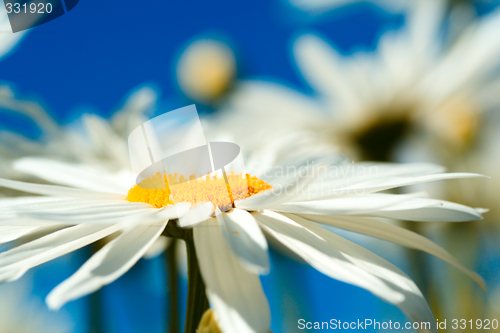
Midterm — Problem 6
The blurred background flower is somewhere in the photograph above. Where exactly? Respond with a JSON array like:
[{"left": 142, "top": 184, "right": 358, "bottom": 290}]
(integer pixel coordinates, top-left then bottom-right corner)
[
  {"left": 177, "top": 39, "right": 236, "bottom": 104},
  {"left": 1, "top": 0, "right": 500, "bottom": 332}
]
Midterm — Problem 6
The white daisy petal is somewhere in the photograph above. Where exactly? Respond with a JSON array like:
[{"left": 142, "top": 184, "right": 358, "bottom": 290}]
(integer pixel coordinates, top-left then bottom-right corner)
[
  {"left": 0, "top": 201, "right": 143, "bottom": 225},
  {"left": 17, "top": 210, "right": 156, "bottom": 224},
  {"left": 0, "top": 217, "right": 61, "bottom": 228},
  {"left": 46, "top": 221, "right": 167, "bottom": 310},
  {"left": 0, "top": 196, "right": 66, "bottom": 209},
  {"left": 225, "top": 80, "right": 323, "bottom": 130},
  {"left": 269, "top": 194, "right": 424, "bottom": 215},
  {"left": 288, "top": 214, "right": 436, "bottom": 331},
  {"left": 218, "top": 208, "right": 270, "bottom": 275},
  {"left": 354, "top": 173, "right": 488, "bottom": 194},
  {"left": 0, "top": 198, "right": 124, "bottom": 213},
  {"left": 353, "top": 162, "right": 446, "bottom": 177},
  {"left": 299, "top": 214, "right": 486, "bottom": 290},
  {"left": 294, "top": 34, "right": 363, "bottom": 112},
  {"left": 300, "top": 173, "right": 487, "bottom": 201},
  {"left": 194, "top": 218, "right": 270, "bottom": 333},
  {"left": 178, "top": 202, "right": 213, "bottom": 227},
  {"left": 24, "top": 202, "right": 149, "bottom": 215},
  {"left": 18, "top": 203, "right": 156, "bottom": 223},
  {"left": 0, "top": 224, "right": 121, "bottom": 282},
  {"left": 372, "top": 199, "right": 484, "bottom": 222},
  {"left": 143, "top": 236, "right": 170, "bottom": 259},
  {"left": 0, "top": 178, "right": 125, "bottom": 200},
  {"left": 0, "top": 270, "right": 25, "bottom": 283},
  {"left": 156, "top": 202, "right": 192, "bottom": 220},
  {"left": 235, "top": 174, "right": 312, "bottom": 210},
  {"left": 0, "top": 226, "right": 39, "bottom": 243},
  {"left": 82, "top": 114, "right": 131, "bottom": 167},
  {"left": 110, "top": 86, "right": 157, "bottom": 135},
  {"left": 254, "top": 210, "right": 405, "bottom": 305},
  {"left": 13, "top": 158, "right": 131, "bottom": 194}
]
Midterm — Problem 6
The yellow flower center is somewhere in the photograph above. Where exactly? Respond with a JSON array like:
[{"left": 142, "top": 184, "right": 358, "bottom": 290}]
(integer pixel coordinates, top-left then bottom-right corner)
[{"left": 126, "top": 171, "right": 271, "bottom": 211}]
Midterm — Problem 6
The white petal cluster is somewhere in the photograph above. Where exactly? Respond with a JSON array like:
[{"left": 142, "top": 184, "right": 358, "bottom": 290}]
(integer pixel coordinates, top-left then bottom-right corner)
[{"left": 0, "top": 156, "right": 487, "bottom": 333}]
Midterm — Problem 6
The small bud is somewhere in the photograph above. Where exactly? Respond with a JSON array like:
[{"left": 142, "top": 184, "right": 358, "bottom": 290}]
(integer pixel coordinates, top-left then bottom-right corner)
[
  {"left": 177, "top": 39, "right": 236, "bottom": 103},
  {"left": 196, "top": 309, "right": 222, "bottom": 333}
]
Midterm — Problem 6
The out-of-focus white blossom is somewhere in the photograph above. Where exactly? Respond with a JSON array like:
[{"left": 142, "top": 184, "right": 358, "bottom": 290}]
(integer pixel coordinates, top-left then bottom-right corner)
[
  {"left": 0, "top": 86, "right": 169, "bottom": 258},
  {"left": 0, "top": 85, "right": 157, "bottom": 181},
  {"left": 208, "top": 0, "right": 500, "bottom": 165}
]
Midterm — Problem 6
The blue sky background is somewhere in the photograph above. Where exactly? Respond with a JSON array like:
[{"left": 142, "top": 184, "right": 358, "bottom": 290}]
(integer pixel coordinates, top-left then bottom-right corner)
[
  {"left": 2, "top": 1, "right": 499, "bottom": 332},
  {"left": 0, "top": 0, "right": 403, "bottom": 121}
]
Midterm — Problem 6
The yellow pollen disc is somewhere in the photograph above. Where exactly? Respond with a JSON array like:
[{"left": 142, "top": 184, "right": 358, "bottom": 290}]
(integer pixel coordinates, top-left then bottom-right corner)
[{"left": 126, "top": 171, "right": 272, "bottom": 211}]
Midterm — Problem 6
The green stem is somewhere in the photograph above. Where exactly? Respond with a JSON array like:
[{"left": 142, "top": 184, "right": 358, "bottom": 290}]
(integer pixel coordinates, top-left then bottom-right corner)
[
  {"left": 90, "top": 243, "right": 105, "bottom": 333},
  {"left": 184, "top": 230, "right": 209, "bottom": 333},
  {"left": 166, "top": 239, "right": 179, "bottom": 333},
  {"left": 89, "top": 288, "right": 103, "bottom": 333},
  {"left": 162, "top": 222, "right": 209, "bottom": 333}
]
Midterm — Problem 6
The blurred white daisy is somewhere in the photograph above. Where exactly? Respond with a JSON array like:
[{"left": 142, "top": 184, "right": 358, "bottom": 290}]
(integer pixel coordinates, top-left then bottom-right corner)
[
  {"left": 288, "top": 0, "right": 498, "bottom": 18},
  {"left": 0, "top": 155, "right": 487, "bottom": 333},
  {"left": 0, "top": 86, "right": 174, "bottom": 258},
  {"left": 0, "top": 10, "right": 31, "bottom": 184},
  {"left": 0, "top": 85, "right": 157, "bottom": 181},
  {"left": 212, "top": 0, "right": 500, "bottom": 161}
]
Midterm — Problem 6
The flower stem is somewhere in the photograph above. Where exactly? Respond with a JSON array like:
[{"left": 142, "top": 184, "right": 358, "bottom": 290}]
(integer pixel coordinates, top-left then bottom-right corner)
[
  {"left": 184, "top": 230, "right": 209, "bottom": 333},
  {"left": 89, "top": 288, "right": 103, "bottom": 333},
  {"left": 90, "top": 243, "right": 106, "bottom": 333},
  {"left": 166, "top": 238, "right": 179, "bottom": 333},
  {"left": 162, "top": 222, "right": 209, "bottom": 333}
]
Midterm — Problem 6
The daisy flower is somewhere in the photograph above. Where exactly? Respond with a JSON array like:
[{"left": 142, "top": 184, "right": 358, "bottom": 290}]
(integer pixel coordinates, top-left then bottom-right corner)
[
  {"left": 0, "top": 84, "right": 157, "bottom": 182},
  {"left": 209, "top": 0, "right": 500, "bottom": 161},
  {"left": 0, "top": 154, "right": 487, "bottom": 333},
  {"left": 0, "top": 86, "right": 173, "bottom": 261},
  {"left": 196, "top": 4, "right": 500, "bottom": 325}
]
